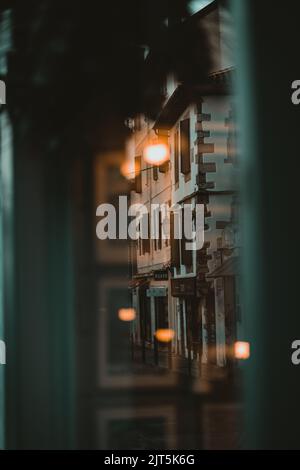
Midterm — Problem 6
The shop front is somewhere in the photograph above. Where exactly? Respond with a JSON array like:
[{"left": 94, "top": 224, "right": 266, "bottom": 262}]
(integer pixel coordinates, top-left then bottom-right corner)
[
  {"left": 171, "top": 278, "right": 201, "bottom": 361},
  {"left": 146, "top": 286, "right": 169, "bottom": 348},
  {"left": 207, "top": 256, "right": 239, "bottom": 366}
]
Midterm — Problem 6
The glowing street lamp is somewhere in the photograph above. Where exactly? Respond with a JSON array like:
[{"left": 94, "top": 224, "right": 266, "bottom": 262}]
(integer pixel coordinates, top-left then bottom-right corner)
[
  {"left": 234, "top": 341, "right": 250, "bottom": 360},
  {"left": 118, "top": 308, "right": 136, "bottom": 322},
  {"left": 155, "top": 328, "right": 174, "bottom": 343},
  {"left": 143, "top": 142, "right": 169, "bottom": 166}
]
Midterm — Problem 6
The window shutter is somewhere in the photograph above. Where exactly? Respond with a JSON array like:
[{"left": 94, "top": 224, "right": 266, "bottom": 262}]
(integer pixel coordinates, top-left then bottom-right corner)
[
  {"left": 134, "top": 156, "right": 142, "bottom": 193},
  {"left": 143, "top": 212, "right": 150, "bottom": 253},
  {"left": 181, "top": 211, "right": 193, "bottom": 267},
  {"left": 180, "top": 118, "right": 191, "bottom": 175},
  {"left": 170, "top": 212, "right": 180, "bottom": 268},
  {"left": 158, "top": 209, "right": 162, "bottom": 250},
  {"left": 174, "top": 130, "right": 179, "bottom": 183}
]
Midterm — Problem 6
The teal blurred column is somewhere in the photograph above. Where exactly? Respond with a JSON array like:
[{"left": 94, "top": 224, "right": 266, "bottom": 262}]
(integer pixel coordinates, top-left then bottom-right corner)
[
  {"left": 0, "top": 8, "right": 12, "bottom": 450},
  {"left": 0, "top": 110, "right": 14, "bottom": 450},
  {"left": 233, "top": 0, "right": 300, "bottom": 449},
  {"left": 3, "top": 130, "right": 76, "bottom": 449},
  {"left": 0, "top": 140, "right": 3, "bottom": 450}
]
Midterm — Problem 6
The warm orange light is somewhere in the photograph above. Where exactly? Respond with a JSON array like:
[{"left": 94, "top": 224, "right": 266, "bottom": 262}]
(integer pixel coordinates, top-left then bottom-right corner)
[
  {"left": 120, "top": 159, "right": 135, "bottom": 180},
  {"left": 234, "top": 341, "right": 250, "bottom": 360},
  {"left": 155, "top": 328, "right": 175, "bottom": 343},
  {"left": 118, "top": 308, "right": 136, "bottom": 322},
  {"left": 144, "top": 143, "right": 169, "bottom": 165}
]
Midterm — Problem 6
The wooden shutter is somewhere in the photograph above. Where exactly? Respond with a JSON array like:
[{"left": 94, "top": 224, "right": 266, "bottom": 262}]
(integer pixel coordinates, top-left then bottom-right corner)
[
  {"left": 174, "top": 130, "right": 179, "bottom": 183},
  {"left": 134, "top": 156, "right": 142, "bottom": 193},
  {"left": 181, "top": 210, "right": 193, "bottom": 267},
  {"left": 142, "top": 212, "right": 150, "bottom": 253},
  {"left": 158, "top": 134, "right": 169, "bottom": 173},
  {"left": 158, "top": 209, "right": 162, "bottom": 250},
  {"left": 170, "top": 211, "right": 180, "bottom": 268},
  {"left": 180, "top": 118, "right": 191, "bottom": 175}
]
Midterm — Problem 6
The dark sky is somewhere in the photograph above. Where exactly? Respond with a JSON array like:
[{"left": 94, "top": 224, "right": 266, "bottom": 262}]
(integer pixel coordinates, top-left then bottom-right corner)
[{"left": 4, "top": 0, "right": 214, "bottom": 154}]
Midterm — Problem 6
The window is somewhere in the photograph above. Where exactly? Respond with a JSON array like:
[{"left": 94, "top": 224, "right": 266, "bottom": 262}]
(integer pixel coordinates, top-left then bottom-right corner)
[
  {"left": 174, "top": 130, "right": 179, "bottom": 183},
  {"left": 180, "top": 118, "right": 191, "bottom": 175},
  {"left": 158, "top": 209, "right": 162, "bottom": 250},
  {"left": 225, "top": 107, "right": 237, "bottom": 165},
  {"left": 134, "top": 156, "right": 142, "bottom": 193},
  {"left": 170, "top": 211, "right": 180, "bottom": 268},
  {"left": 181, "top": 208, "right": 193, "bottom": 267},
  {"left": 142, "top": 212, "right": 150, "bottom": 254}
]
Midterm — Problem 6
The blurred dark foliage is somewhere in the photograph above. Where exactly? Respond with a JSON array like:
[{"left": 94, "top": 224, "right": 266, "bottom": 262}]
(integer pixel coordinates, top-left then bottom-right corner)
[{"left": 3, "top": 0, "right": 214, "bottom": 155}]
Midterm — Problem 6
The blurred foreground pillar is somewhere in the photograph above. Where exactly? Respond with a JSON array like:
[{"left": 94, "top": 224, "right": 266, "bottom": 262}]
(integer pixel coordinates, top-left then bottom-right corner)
[
  {"left": 4, "top": 135, "right": 76, "bottom": 449},
  {"left": 234, "top": 0, "right": 300, "bottom": 449}
]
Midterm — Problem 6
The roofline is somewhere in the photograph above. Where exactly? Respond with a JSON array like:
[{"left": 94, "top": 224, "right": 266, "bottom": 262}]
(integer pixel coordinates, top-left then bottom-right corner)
[
  {"left": 187, "top": 0, "right": 218, "bottom": 23},
  {"left": 144, "top": 0, "right": 219, "bottom": 66}
]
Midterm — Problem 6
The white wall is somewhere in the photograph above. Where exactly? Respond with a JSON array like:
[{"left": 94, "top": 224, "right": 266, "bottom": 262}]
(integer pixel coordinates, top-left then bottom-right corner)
[{"left": 130, "top": 123, "right": 172, "bottom": 274}]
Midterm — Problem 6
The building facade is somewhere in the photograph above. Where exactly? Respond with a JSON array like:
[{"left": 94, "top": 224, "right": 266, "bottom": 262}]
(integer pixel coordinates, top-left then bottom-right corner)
[
  {"left": 128, "top": 0, "right": 241, "bottom": 374},
  {"left": 128, "top": 116, "right": 173, "bottom": 361}
]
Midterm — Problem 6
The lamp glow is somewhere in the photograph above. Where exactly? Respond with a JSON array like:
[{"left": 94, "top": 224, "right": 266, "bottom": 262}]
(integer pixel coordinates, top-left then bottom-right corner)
[
  {"left": 234, "top": 341, "right": 250, "bottom": 360},
  {"left": 118, "top": 308, "right": 136, "bottom": 322},
  {"left": 144, "top": 143, "right": 169, "bottom": 165},
  {"left": 155, "top": 328, "right": 174, "bottom": 343}
]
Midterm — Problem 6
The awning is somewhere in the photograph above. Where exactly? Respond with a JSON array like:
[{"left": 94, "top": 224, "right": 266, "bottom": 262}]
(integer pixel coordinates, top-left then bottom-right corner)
[
  {"left": 128, "top": 278, "right": 149, "bottom": 289},
  {"left": 207, "top": 257, "right": 239, "bottom": 278}
]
